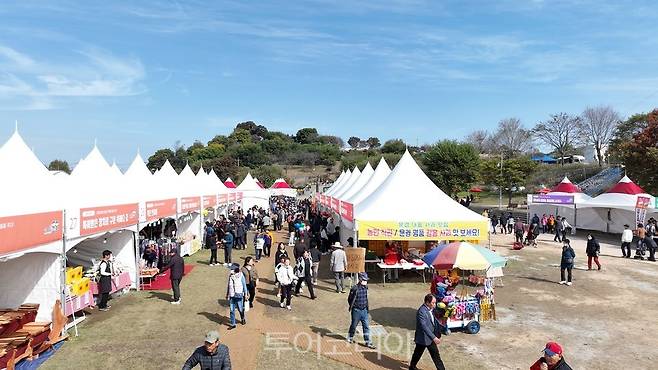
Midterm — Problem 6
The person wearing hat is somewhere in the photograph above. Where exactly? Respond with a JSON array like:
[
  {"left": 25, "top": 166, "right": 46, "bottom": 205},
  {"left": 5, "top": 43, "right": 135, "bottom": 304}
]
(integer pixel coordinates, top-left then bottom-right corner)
[
  {"left": 621, "top": 224, "right": 633, "bottom": 258},
  {"left": 160, "top": 247, "right": 185, "bottom": 305},
  {"left": 330, "top": 241, "right": 347, "bottom": 293},
  {"left": 346, "top": 272, "right": 375, "bottom": 349},
  {"left": 182, "top": 330, "right": 231, "bottom": 370},
  {"left": 530, "top": 341, "right": 572, "bottom": 370}
]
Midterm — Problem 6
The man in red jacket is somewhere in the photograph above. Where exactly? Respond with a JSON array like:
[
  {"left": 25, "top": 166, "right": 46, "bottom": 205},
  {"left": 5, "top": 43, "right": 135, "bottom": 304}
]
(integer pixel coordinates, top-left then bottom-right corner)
[{"left": 530, "top": 342, "right": 572, "bottom": 370}]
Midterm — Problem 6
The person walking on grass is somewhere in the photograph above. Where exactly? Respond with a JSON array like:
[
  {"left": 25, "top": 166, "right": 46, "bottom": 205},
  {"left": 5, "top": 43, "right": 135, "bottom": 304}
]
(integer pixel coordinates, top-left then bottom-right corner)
[
  {"left": 559, "top": 239, "right": 576, "bottom": 286},
  {"left": 241, "top": 257, "right": 259, "bottom": 309},
  {"left": 330, "top": 242, "right": 347, "bottom": 293},
  {"left": 182, "top": 330, "right": 231, "bottom": 370},
  {"left": 553, "top": 217, "right": 564, "bottom": 242},
  {"left": 263, "top": 230, "right": 273, "bottom": 258},
  {"left": 274, "top": 243, "right": 289, "bottom": 296},
  {"left": 621, "top": 224, "right": 633, "bottom": 258},
  {"left": 409, "top": 294, "right": 445, "bottom": 370},
  {"left": 222, "top": 230, "right": 234, "bottom": 266},
  {"left": 294, "top": 250, "right": 317, "bottom": 300},
  {"left": 225, "top": 263, "right": 248, "bottom": 330},
  {"left": 346, "top": 272, "right": 376, "bottom": 349},
  {"left": 275, "top": 256, "right": 296, "bottom": 310},
  {"left": 160, "top": 247, "right": 184, "bottom": 305},
  {"left": 205, "top": 221, "right": 218, "bottom": 266},
  {"left": 254, "top": 232, "right": 265, "bottom": 262},
  {"left": 586, "top": 234, "right": 601, "bottom": 271},
  {"left": 310, "top": 241, "right": 322, "bottom": 285}
]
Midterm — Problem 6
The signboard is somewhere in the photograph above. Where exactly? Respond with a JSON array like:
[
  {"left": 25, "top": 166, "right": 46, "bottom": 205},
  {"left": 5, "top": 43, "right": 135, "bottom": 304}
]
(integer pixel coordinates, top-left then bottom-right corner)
[
  {"left": 344, "top": 247, "right": 366, "bottom": 273},
  {"left": 358, "top": 220, "right": 489, "bottom": 241},
  {"left": 218, "top": 194, "right": 228, "bottom": 204},
  {"left": 531, "top": 194, "right": 575, "bottom": 205},
  {"left": 330, "top": 197, "right": 340, "bottom": 213},
  {"left": 203, "top": 195, "right": 217, "bottom": 209},
  {"left": 236, "top": 192, "right": 243, "bottom": 201},
  {"left": 0, "top": 211, "right": 63, "bottom": 256},
  {"left": 80, "top": 204, "right": 138, "bottom": 236},
  {"left": 146, "top": 198, "right": 177, "bottom": 222},
  {"left": 228, "top": 193, "right": 236, "bottom": 202},
  {"left": 636, "top": 196, "right": 651, "bottom": 209},
  {"left": 180, "top": 197, "right": 201, "bottom": 213},
  {"left": 340, "top": 201, "right": 354, "bottom": 222}
]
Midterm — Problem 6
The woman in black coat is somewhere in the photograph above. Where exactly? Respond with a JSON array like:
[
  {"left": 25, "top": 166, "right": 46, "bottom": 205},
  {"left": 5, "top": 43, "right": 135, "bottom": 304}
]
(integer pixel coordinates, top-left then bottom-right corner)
[
  {"left": 560, "top": 239, "right": 576, "bottom": 286},
  {"left": 585, "top": 234, "right": 601, "bottom": 271}
]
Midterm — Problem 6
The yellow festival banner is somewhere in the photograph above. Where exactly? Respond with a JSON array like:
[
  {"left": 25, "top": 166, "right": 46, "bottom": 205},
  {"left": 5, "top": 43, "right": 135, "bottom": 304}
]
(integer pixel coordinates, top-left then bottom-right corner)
[{"left": 358, "top": 220, "right": 489, "bottom": 241}]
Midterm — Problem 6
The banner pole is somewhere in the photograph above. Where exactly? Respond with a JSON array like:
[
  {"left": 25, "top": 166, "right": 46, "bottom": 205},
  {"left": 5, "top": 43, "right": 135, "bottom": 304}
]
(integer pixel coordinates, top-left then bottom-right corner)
[{"left": 60, "top": 209, "right": 68, "bottom": 336}]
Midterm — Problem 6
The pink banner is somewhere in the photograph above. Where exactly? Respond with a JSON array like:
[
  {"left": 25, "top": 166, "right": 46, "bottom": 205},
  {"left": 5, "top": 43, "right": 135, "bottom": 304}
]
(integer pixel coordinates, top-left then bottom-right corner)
[
  {"left": 146, "top": 198, "right": 177, "bottom": 222},
  {"left": 80, "top": 204, "right": 138, "bottom": 236},
  {"left": 0, "top": 211, "right": 63, "bottom": 256},
  {"left": 218, "top": 194, "right": 228, "bottom": 204},
  {"left": 180, "top": 197, "right": 201, "bottom": 213},
  {"left": 331, "top": 197, "right": 340, "bottom": 213},
  {"left": 339, "top": 201, "right": 354, "bottom": 221},
  {"left": 203, "top": 195, "right": 218, "bottom": 209}
]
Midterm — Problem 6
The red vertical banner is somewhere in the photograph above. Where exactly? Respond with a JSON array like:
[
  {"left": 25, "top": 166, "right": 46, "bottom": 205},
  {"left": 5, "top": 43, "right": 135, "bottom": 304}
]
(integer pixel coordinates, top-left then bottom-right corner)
[
  {"left": 80, "top": 204, "right": 138, "bottom": 236},
  {"left": 331, "top": 197, "right": 340, "bottom": 212},
  {"left": 180, "top": 197, "right": 201, "bottom": 213},
  {"left": 0, "top": 211, "right": 63, "bottom": 256},
  {"left": 146, "top": 199, "right": 177, "bottom": 222},
  {"left": 339, "top": 201, "right": 354, "bottom": 221}
]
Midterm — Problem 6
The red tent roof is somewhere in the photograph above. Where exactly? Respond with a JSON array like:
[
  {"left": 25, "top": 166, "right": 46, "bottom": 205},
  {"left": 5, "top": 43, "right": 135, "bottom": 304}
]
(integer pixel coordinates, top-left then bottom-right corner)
[
  {"left": 551, "top": 177, "right": 581, "bottom": 193},
  {"left": 272, "top": 179, "right": 291, "bottom": 189},
  {"left": 606, "top": 175, "right": 646, "bottom": 195},
  {"left": 224, "top": 178, "right": 237, "bottom": 188}
]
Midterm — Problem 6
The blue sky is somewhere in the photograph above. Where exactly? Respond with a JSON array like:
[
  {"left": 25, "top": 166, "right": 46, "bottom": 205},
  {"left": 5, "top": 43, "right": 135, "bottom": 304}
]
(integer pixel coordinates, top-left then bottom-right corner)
[{"left": 1, "top": 0, "right": 657, "bottom": 168}]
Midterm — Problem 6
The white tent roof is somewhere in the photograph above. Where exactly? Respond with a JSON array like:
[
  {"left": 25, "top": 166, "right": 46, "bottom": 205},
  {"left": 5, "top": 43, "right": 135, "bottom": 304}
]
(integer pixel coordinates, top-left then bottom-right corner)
[
  {"left": 338, "top": 163, "right": 373, "bottom": 201},
  {"left": 355, "top": 150, "right": 488, "bottom": 223},
  {"left": 124, "top": 153, "right": 151, "bottom": 178},
  {"left": 123, "top": 153, "right": 156, "bottom": 202},
  {"left": 332, "top": 167, "right": 362, "bottom": 200},
  {"left": 154, "top": 160, "right": 180, "bottom": 199},
  {"left": 0, "top": 129, "right": 49, "bottom": 177},
  {"left": 237, "top": 173, "right": 263, "bottom": 191},
  {"left": 68, "top": 145, "right": 125, "bottom": 208},
  {"left": 326, "top": 170, "right": 350, "bottom": 196},
  {"left": 210, "top": 169, "right": 229, "bottom": 193},
  {"left": 346, "top": 158, "right": 391, "bottom": 206},
  {"left": 179, "top": 163, "right": 202, "bottom": 197}
]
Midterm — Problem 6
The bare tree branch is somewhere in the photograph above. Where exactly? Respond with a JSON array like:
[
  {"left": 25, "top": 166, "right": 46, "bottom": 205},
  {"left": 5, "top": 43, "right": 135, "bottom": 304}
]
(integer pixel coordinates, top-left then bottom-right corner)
[
  {"left": 492, "top": 117, "right": 533, "bottom": 155},
  {"left": 534, "top": 113, "right": 581, "bottom": 165},
  {"left": 580, "top": 105, "right": 621, "bottom": 166}
]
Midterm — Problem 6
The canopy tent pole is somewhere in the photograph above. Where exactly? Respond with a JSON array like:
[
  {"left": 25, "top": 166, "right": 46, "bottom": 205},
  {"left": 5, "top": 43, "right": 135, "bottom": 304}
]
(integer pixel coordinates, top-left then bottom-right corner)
[
  {"left": 59, "top": 210, "right": 68, "bottom": 337},
  {"left": 134, "top": 223, "right": 140, "bottom": 292}
]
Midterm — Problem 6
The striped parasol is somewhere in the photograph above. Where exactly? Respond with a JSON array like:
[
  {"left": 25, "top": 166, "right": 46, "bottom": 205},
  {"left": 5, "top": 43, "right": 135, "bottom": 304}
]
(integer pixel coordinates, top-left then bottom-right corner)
[{"left": 422, "top": 242, "right": 507, "bottom": 271}]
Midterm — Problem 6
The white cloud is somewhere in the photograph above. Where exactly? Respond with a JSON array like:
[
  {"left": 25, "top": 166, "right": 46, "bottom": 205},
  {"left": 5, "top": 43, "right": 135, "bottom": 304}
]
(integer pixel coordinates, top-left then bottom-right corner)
[{"left": 0, "top": 45, "right": 146, "bottom": 109}]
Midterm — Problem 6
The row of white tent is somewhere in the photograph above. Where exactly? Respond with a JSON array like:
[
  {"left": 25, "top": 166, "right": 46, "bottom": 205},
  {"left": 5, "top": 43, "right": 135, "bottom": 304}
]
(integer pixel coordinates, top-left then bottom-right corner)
[
  {"left": 317, "top": 151, "right": 489, "bottom": 246},
  {"left": 528, "top": 176, "right": 657, "bottom": 234},
  {"left": 0, "top": 129, "right": 276, "bottom": 320}
]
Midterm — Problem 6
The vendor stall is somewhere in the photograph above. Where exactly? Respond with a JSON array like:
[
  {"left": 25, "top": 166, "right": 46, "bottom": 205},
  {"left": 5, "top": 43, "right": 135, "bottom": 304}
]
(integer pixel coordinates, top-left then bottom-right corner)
[{"left": 423, "top": 242, "right": 506, "bottom": 334}]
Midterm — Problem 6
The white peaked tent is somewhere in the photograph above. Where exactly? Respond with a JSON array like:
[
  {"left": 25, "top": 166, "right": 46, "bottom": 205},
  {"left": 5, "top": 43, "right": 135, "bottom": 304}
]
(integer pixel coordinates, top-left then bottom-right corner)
[
  {"left": 355, "top": 151, "right": 489, "bottom": 242},
  {"left": 238, "top": 172, "right": 270, "bottom": 210},
  {"left": 325, "top": 171, "right": 346, "bottom": 194},
  {"left": 66, "top": 145, "right": 139, "bottom": 289},
  {"left": 577, "top": 176, "right": 655, "bottom": 233},
  {"left": 527, "top": 176, "right": 592, "bottom": 228},
  {"left": 339, "top": 163, "right": 374, "bottom": 202},
  {"left": 270, "top": 178, "right": 297, "bottom": 197},
  {"left": 326, "top": 169, "right": 352, "bottom": 197},
  {"left": 331, "top": 168, "right": 361, "bottom": 201},
  {"left": 0, "top": 130, "right": 63, "bottom": 321},
  {"left": 338, "top": 160, "right": 387, "bottom": 245},
  {"left": 124, "top": 153, "right": 155, "bottom": 205},
  {"left": 155, "top": 160, "right": 180, "bottom": 200}
]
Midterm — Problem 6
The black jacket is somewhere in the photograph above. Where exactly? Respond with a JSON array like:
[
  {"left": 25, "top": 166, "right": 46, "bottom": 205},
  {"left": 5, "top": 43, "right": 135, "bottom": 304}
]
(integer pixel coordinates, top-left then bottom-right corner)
[
  {"left": 586, "top": 238, "right": 600, "bottom": 257},
  {"left": 561, "top": 246, "right": 576, "bottom": 266},
  {"left": 310, "top": 248, "right": 321, "bottom": 263},
  {"left": 163, "top": 254, "right": 185, "bottom": 280},
  {"left": 182, "top": 344, "right": 231, "bottom": 370}
]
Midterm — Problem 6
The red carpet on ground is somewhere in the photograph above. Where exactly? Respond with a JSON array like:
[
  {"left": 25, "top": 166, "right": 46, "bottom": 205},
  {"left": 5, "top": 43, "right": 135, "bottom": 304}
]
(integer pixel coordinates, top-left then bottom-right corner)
[{"left": 142, "top": 265, "right": 195, "bottom": 291}]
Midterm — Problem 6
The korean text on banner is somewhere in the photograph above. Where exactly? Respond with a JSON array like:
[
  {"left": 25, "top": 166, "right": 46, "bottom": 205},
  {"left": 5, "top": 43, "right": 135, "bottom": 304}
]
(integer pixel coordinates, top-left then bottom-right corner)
[
  {"left": 331, "top": 197, "right": 340, "bottom": 213},
  {"left": 344, "top": 247, "right": 366, "bottom": 273},
  {"left": 339, "top": 201, "right": 354, "bottom": 222},
  {"left": 203, "top": 195, "right": 217, "bottom": 209},
  {"left": 146, "top": 199, "right": 177, "bottom": 222},
  {"left": 80, "top": 204, "right": 138, "bottom": 236},
  {"left": 636, "top": 196, "right": 651, "bottom": 209},
  {"left": 531, "top": 194, "right": 575, "bottom": 205},
  {"left": 358, "top": 220, "right": 489, "bottom": 241},
  {"left": 0, "top": 211, "right": 63, "bottom": 256},
  {"left": 180, "top": 197, "right": 201, "bottom": 213},
  {"left": 228, "top": 193, "right": 236, "bottom": 202},
  {"left": 218, "top": 194, "right": 228, "bottom": 205},
  {"left": 236, "top": 192, "right": 243, "bottom": 201}
]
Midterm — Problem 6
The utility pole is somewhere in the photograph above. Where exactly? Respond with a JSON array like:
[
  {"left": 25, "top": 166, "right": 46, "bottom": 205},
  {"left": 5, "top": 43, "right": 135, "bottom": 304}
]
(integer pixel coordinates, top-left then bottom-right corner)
[{"left": 498, "top": 152, "right": 503, "bottom": 210}]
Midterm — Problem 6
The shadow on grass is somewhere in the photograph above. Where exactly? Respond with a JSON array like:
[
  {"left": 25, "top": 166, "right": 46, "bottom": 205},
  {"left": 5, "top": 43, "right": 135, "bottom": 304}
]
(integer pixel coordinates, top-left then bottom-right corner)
[
  {"left": 514, "top": 275, "right": 559, "bottom": 285},
  {"left": 309, "top": 325, "right": 345, "bottom": 340},
  {"left": 369, "top": 307, "right": 416, "bottom": 331},
  {"left": 362, "top": 350, "right": 408, "bottom": 370},
  {"left": 198, "top": 311, "right": 230, "bottom": 326},
  {"left": 146, "top": 291, "right": 173, "bottom": 302},
  {"left": 256, "top": 296, "right": 282, "bottom": 308}
]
